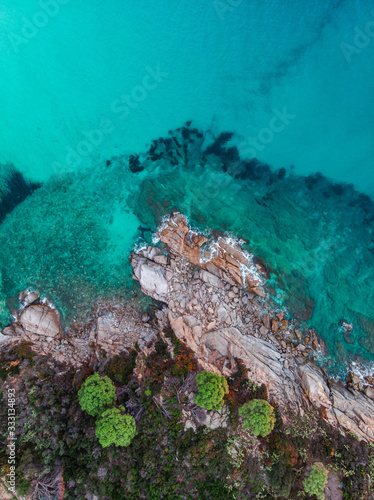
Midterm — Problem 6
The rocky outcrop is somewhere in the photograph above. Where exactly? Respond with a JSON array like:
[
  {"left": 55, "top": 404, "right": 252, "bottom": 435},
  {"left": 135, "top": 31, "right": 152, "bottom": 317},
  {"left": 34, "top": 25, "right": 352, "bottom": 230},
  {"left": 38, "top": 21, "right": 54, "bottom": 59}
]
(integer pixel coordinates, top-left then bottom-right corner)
[
  {"left": 2, "top": 300, "right": 64, "bottom": 343},
  {"left": 130, "top": 213, "right": 374, "bottom": 442},
  {"left": 2, "top": 296, "right": 157, "bottom": 367},
  {"left": 159, "top": 212, "right": 265, "bottom": 296}
]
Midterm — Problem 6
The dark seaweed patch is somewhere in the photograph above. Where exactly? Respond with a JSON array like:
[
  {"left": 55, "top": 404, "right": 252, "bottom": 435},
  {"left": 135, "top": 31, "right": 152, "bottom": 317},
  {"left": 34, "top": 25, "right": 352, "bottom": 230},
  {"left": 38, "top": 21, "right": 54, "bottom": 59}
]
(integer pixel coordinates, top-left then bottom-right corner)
[
  {"left": 0, "top": 166, "right": 41, "bottom": 224},
  {"left": 129, "top": 155, "right": 144, "bottom": 173}
]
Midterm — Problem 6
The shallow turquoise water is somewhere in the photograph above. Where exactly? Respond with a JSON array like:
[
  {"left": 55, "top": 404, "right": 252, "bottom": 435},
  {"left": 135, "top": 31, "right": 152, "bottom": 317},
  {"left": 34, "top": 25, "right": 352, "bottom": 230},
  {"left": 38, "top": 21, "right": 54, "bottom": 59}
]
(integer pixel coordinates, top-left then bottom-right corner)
[{"left": 1, "top": 1, "right": 374, "bottom": 373}]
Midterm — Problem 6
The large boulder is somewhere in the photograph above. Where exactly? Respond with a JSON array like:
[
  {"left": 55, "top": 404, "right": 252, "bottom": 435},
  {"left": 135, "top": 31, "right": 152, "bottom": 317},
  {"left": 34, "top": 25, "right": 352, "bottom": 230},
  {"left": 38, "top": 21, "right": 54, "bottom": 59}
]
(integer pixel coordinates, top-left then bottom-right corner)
[
  {"left": 131, "top": 254, "right": 169, "bottom": 302},
  {"left": 18, "top": 303, "right": 63, "bottom": 339}
]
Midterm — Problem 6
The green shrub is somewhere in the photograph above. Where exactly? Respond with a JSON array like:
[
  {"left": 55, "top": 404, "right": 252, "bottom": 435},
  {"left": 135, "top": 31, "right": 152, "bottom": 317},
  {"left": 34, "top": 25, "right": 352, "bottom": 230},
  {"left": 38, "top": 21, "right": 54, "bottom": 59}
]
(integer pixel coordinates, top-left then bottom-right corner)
[
  {"left": 95, "top": 406, "right": 136, "bottom": 448},
  {"left": 78, "top": 372, "right": 116, "bottom": 416},
  {"left": 266, "top": 458, "right": 294, "bottom": 498},
  {"left": 239, "top": 399, "right": 275, "bottom": 437},
  {"left": 194, "top": 371, "right": 229, "bottom": 411},
  {"left": 303, "top": 462, "right": 328, "bottom": 500}
]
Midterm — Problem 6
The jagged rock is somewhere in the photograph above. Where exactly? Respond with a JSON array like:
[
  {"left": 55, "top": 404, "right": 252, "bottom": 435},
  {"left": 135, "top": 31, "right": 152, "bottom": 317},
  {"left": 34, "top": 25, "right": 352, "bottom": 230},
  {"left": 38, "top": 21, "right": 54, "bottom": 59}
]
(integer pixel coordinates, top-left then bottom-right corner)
[
  {"left": 159, "top": 213, "right": 264, "bottom": 295},
  {"left": 192, "top": 405, "right": 229, "bottom": 430},
  {"left": 154, "top": 254, "right": 168, "bottom": 265},
  {"left": 310, "top": 330, "right": 319, "bottom": 351},
  {"left": 271, "top": 319, "right": 279, "bottom": 332},
  {"left": 208, "top": 406, "right": 229, "bottom": 429},
  {"left": 262, "top": 314, "right": 270, "bottom": 329},
  {"left": 364, "top": 386, "right": 374, "bottom": 400},
  {"left": 346, "top": 371, "right": 362, "bottom": 390},
  {"left": 138, "top": 245, "right": 161, "bottom": 260},
  {"left": 259, "top": 326, "right": 268, "bottom": 336},
  {"left": 342, "top": 321, "right": 353, "bottom": 332},
  {"left": 295, "top": 329, "right": 303, "bottom": 340},
  {"left": 2, "top": 326, "right": 17, "bottom": 337},
  {"left": 91, "top": 304, "right": 157, "bottom": 357},
  {"left": 200, "top": 270, "right": 225, "bottom": 289},
  {"left": 184, "top": 419, "right": 197, "bottom": 432},
  {"left": 217, "top": 305, "right": 229, "bottom": 323},
  {"left": 137, "top": 328, "right": 158, "bottom": 356},
  {"left": 298, "top": 362, "right": 332, "bottom": 410}
]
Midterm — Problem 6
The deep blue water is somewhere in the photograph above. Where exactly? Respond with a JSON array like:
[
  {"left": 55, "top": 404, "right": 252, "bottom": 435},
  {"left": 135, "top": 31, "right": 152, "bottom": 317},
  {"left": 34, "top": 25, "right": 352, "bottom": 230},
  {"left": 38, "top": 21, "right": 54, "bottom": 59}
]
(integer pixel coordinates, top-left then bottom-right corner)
[{"left": 0, "top": 0, "right": 374, "bottom": 374}]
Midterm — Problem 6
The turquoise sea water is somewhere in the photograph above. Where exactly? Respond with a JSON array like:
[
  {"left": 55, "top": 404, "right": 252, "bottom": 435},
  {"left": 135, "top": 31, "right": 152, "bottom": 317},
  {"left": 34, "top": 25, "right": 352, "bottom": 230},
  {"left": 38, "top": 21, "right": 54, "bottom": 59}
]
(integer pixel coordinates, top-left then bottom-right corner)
[{"left": 1, "top": 1, "right": 374, "bottom": 374}]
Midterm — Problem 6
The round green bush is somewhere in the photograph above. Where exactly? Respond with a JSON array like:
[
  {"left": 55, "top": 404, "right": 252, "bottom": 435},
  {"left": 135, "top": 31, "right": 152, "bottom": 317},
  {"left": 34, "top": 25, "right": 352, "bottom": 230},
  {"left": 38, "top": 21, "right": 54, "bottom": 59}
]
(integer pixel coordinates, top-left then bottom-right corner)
[
  {"left": 239, "top": 399, "right": 275, "bottom": 437},
  {"left": 95, "top": 406, "right": 136, "bottom": 448},
  {"left": 194, "top": 371, "right": 229, "bottom": 411},
  {"left": 303, "top": 462, "right": 328, "bottom": 500},
  {"left": 78, "top": 372, "right": 116, "bottom": 416}
]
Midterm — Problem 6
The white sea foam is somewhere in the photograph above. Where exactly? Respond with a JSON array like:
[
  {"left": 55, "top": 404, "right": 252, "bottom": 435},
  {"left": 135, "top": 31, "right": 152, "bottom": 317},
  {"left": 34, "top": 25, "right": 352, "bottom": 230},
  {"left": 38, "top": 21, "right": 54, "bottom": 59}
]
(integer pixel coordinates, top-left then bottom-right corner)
[
  {"left": 152, "top": 213, "right": 173, "bottom": 244},
  {"left": 350, "top": 361, "right": 374, "bottom": 386},
  {"left": 133, "top": 240, "right": 148, "bottom": 254},
  {"left": 153, "top": 212, "right": 265, "bottom": 288}
]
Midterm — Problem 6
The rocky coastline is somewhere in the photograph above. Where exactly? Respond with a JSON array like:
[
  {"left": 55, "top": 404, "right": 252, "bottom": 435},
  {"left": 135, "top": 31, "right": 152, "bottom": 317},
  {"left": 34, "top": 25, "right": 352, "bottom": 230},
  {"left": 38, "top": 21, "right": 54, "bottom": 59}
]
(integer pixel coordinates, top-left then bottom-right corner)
[
  {"left": 131, "top": 213, "right": 374, "bottom": 442},
  {"left": 1, "top": 212, "right": 374, "bottom": 443}
]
